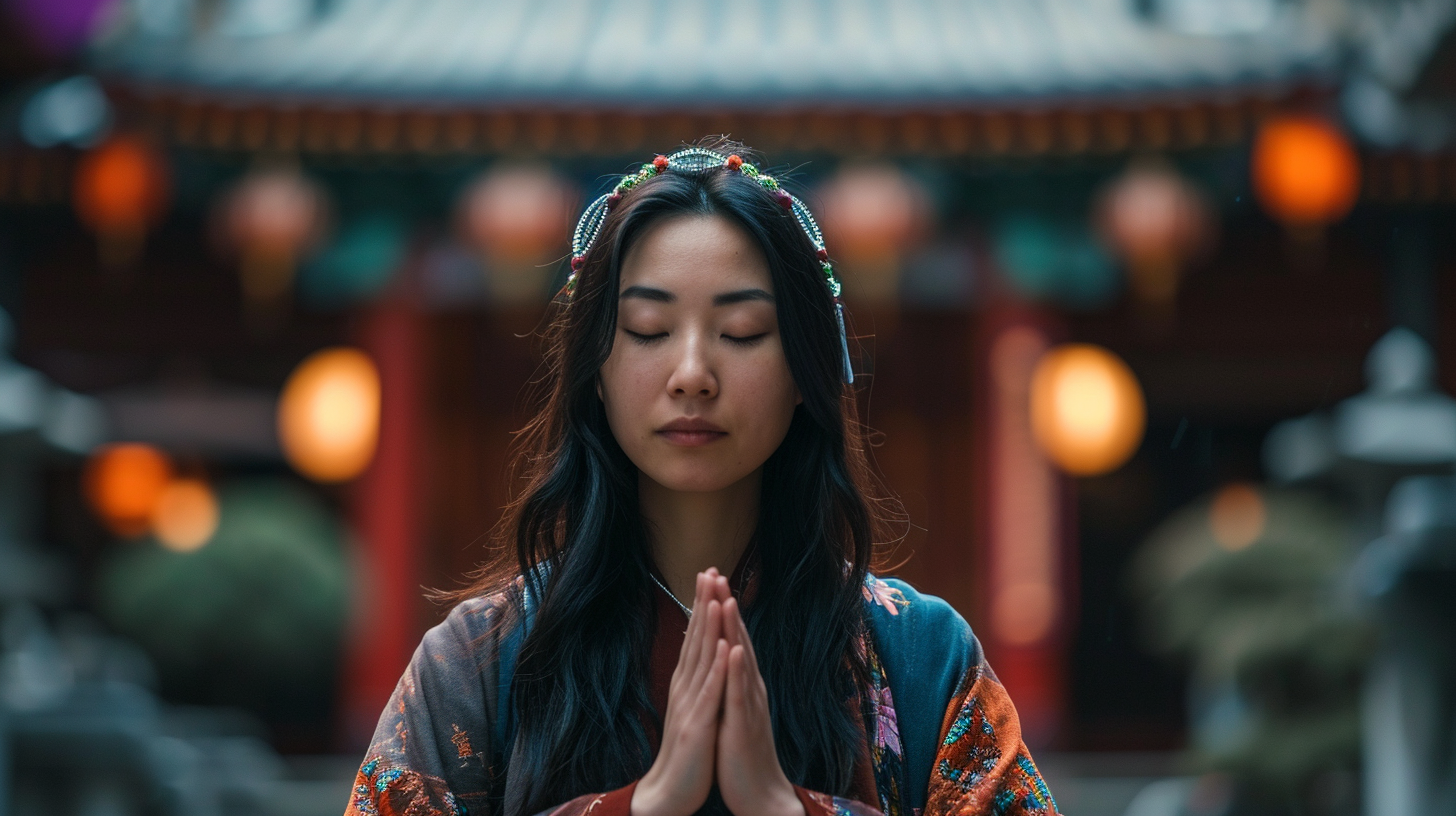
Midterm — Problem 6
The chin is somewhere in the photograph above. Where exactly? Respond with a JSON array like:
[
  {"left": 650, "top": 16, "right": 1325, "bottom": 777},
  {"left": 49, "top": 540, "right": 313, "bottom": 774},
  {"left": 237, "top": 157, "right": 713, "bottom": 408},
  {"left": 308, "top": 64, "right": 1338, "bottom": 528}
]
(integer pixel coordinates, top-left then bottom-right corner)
[{"left": 642, "top": 463, "right": 754, "bottom": 494}]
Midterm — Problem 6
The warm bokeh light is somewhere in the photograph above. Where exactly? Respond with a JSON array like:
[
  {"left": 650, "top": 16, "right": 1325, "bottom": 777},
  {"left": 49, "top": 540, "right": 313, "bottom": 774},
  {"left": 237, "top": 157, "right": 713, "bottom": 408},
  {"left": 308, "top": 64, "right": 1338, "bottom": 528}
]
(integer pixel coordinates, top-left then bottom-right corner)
[
  {"left": 1029, "top": 344, "right": 1146, "bottom": 476},
  {"left": 1251, "top": 116, "right": 1360, "bottom": 228},
  {"left": 1096, "top": 159, "right": 1214, "bottom": 307},
  {"left": 151, "top": 479, "right": 220, "bottom": 552},
  {"left": 1209, "top": 483, "right": 1267, "bottom": 551},
  {"left": 988, "top": 326, "right": 1062, "bottom": 650},
  {"left": 83, "top": 443, "right": 174, "bottom": 537},
  {"left": 221, "top": 167, "right": 329, "bottom": 304},
  {"left": 456, "top": 163, "right": 578, "bottom": 303},
  {"left": 815, "top": 164, "right": 931, "bottom": 303},
  {"left": 992, "top": 581, "right": 1059, "bottom": 646},
  {"left": 278, "top": 347, "right": 381, "bottom": 482},
  {"left": 73, "top": 136, "right": 171, "bottom": 239},
  {"left": 458, "top": 164, "right": 577, "bottom": 263}
]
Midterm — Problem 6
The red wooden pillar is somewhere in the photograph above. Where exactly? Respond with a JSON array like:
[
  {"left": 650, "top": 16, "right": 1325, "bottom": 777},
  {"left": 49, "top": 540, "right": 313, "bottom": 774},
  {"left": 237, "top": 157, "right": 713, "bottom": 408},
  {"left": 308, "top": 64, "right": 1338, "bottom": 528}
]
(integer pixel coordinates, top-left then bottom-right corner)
[
  {"left": 975, "top": 308, "right": 1074, "bottom": 748},
  {"left": 339, "top": 296, "right": 425, "bottom": 750}
]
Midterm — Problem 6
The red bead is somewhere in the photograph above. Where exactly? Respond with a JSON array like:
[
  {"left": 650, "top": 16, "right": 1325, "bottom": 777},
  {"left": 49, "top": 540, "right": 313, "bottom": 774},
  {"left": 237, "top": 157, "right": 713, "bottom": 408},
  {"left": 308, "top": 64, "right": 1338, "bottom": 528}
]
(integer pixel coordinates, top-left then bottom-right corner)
[
  {"left": 608, "top": 193, "right": 622, "bottom": 207},
  {"left": 570, "top": 256, "right": 584, "bottom": 271},
  {"left": 777, "top": 192, "right": 793, "bottom": 209},
  {"left": 726, "top": 154, "right": 744, "bottom": 170},
  {"left": 653, "top": 155, "right": 669, "bottom": 171},
  {"left": 817, "top": 249, "right": 829, "bottom": 261}
]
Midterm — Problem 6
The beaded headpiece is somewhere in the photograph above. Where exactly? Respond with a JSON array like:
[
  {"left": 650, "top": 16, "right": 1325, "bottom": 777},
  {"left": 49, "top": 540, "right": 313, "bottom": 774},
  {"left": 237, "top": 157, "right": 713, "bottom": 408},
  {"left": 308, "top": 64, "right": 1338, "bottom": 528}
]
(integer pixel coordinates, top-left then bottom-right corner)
[{"left": 566, "top": 147, "right": 853, "bottom": 384}]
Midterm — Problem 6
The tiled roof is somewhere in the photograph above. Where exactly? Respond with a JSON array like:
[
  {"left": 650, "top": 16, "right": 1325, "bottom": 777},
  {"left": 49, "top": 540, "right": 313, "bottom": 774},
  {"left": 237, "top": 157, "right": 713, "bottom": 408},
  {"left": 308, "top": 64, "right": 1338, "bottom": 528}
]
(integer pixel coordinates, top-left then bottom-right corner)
[{"left": 92, "top": 0, "right": 1340, "bottom": 106}]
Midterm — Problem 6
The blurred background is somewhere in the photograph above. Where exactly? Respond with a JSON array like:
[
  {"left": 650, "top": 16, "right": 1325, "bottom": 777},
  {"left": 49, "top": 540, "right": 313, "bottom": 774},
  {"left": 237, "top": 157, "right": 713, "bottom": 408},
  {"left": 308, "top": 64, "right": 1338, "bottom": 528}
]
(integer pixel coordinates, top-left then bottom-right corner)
[{"left": 2, "top": 0, "right": 1456, "bottom": 814}]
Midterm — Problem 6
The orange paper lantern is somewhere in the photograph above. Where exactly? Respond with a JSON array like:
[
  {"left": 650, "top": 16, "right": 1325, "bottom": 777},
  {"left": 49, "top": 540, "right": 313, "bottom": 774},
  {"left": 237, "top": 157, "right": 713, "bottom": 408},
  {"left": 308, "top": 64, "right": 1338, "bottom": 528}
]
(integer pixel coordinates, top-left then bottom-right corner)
[
  {"left": 457, "top": 164, "right": 577, "bottom": 264},
  {"left": 1251, "top": 116, "right": 1360, "bottom": 228},
  {"left": 83, "top": 443, "right": 174, "bottom": 537},
  {"left": 277, "top": 347, "right": 381, "bottom": 483},
  {"left": 73, "top": 136, "right": 171, "bottom": 265},
  {"left": 815, "top": 165, "right": 931, "bottom": 304},
  {"left": 1096, "top": 160, "right": 1214, "bottom": 307},
  {"left": 1029, "top": 344, "right": 1146, "bottom": 476},
  {"left": 221, "top": 167, "right": 330, "bottom": 304}
]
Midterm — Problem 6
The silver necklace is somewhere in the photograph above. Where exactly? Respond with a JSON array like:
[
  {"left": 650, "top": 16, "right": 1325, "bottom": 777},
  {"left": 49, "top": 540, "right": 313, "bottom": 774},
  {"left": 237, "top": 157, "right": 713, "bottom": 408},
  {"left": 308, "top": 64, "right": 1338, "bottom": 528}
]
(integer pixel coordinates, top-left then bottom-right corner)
[{"left": 649, "top": 572, "right": 692, "bottom": 618}]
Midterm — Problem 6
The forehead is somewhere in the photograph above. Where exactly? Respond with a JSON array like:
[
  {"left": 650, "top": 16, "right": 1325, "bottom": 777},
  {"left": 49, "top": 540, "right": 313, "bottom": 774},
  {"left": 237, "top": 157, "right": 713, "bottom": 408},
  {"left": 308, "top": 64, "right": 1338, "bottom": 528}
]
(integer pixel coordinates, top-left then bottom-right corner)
[{"left": 618, "top": 215, "right": 772, "bottom": 295}]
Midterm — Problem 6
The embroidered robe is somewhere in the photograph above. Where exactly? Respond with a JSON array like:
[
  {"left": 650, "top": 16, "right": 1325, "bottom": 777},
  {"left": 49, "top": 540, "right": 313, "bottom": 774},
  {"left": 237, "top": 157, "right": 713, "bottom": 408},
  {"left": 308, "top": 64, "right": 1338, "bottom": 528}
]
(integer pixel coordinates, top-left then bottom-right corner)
[{"left": 345, "top": 575, "right": 1059, "bottom": 816}]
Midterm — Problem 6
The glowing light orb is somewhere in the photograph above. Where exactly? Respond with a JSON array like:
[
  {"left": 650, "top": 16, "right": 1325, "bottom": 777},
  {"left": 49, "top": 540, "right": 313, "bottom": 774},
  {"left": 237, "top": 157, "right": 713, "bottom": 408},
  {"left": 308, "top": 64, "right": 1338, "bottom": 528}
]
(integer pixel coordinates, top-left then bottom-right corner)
[
  {"left": 277, "top": 348, "right": 381, "bottom": 483},
  {"left": 73, "top": 136, "right": 170, "bottom": 237},
  {"left": 151, "top": 479, "right": 219, "bottom": 552},
  {"left": 83, "top": 443, "right": 173, "bottom": 537},
  {"left": 1251, "top": 116, "right": 1360, "bottom": 228},
  {"left": 1209, "top": 483, "right": 1266, "bottom": 551},
  {"left": 458, "top": 164, "right": 577, "bottom": 264},
  {"left": 1029, "top": 344, "right": 1146, "bottom": 476}
]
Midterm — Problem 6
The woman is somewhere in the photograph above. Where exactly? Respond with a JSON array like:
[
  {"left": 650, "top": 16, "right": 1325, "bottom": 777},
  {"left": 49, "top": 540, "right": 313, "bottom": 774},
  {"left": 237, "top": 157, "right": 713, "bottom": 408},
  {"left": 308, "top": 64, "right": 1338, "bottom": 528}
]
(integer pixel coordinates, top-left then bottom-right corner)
[{"left": 346, "top": 143, "right": 1059, "bottom": 816}]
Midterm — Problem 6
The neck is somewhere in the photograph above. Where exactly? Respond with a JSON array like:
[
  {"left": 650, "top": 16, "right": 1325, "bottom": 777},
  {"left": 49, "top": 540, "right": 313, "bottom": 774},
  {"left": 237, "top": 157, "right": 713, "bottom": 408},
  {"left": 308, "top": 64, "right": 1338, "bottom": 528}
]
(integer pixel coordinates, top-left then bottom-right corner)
[{"left": 640, "top": 469, "right": 761, "bottom": 605}]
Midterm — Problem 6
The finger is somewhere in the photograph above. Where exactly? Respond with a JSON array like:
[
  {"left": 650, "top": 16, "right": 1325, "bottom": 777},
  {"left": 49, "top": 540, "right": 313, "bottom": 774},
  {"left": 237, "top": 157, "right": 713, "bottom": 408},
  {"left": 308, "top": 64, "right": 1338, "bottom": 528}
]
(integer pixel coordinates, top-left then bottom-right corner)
[
  {"left": 727, "top": 644, "right": 746, "bottom": 713},
  {"left": 714, "top": 573, "right": 731, "bottom": 603},
  {"left": 734, "top": 602, "right": 759, "bottom": 672},
  {"left": 693, "top": 600, "right": 721, "bottom": 683},
  {"left": 728, "top": 607, "right": 768, "bottom": 709},
  {"left": 673, "top": 573, "right": 705, "bottom": 678},
  {"left": 683, "top": 599, "right": 716, "bottom": 697},
  {"left": 720, "top": 597, "right": 743, "bottom": 649},
  {"left": 694, "top": 638, "right": 729, "bottom": 716},
  {"left": 695, "top": 568, "right": 713, "bottom": 612}
]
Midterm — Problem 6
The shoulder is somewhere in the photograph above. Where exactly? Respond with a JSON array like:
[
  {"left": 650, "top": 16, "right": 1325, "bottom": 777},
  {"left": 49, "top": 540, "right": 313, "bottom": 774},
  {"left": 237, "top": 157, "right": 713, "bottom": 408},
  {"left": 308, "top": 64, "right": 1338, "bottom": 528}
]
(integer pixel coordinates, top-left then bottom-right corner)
[
  {"left": 862, "top": 573, "right": 977, "bottom": 657},
  {"left": 862, "top": 574, "right": 985, "bottom": 809},
  {"left": 415, "top": 585, "right": 526, "bottom": 676}
]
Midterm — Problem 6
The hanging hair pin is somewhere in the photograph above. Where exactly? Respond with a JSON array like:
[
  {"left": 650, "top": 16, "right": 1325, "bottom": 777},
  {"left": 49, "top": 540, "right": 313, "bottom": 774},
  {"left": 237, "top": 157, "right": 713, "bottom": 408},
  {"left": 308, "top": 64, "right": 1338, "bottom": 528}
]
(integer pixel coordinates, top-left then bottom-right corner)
[{"left": 565, "top": 148, "right": 854, "bottom": 383}]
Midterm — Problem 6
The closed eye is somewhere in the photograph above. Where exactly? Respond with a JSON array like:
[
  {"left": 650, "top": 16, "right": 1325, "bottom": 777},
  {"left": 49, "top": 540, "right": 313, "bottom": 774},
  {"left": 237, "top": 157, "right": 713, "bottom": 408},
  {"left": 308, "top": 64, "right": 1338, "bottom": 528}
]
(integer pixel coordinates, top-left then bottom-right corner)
[
  {"left": 723, "top": 333, "right": 768, "bottom": 346},
  {"left": 624, "top": 330, "right": 667, "bottom": 345}
]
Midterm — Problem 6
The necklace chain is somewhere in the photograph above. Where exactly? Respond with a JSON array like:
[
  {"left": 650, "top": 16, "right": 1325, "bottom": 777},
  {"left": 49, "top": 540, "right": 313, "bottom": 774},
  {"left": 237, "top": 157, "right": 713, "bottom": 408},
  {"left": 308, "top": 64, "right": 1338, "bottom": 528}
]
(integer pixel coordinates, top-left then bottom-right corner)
[{"left": 648, "top": 572, "right": 693, "bottom": 618}]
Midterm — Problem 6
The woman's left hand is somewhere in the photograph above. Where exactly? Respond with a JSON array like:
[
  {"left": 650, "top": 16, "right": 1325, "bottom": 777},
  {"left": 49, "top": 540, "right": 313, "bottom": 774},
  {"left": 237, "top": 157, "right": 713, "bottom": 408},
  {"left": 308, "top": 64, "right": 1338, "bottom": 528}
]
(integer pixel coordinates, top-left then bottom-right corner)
[{"left": 713, "top": 592, "right": 806, "bottom": 816}]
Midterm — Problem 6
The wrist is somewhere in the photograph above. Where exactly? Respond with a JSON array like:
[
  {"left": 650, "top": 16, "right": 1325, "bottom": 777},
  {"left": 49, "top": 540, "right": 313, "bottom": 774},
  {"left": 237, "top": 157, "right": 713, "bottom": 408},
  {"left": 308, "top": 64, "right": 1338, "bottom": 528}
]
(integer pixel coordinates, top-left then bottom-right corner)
[
  {"left": 768, "top": 782, "right": 806, "bottom": 816},
  {"left": 630, "top": 776, "right": 664, "bottom": 816}
]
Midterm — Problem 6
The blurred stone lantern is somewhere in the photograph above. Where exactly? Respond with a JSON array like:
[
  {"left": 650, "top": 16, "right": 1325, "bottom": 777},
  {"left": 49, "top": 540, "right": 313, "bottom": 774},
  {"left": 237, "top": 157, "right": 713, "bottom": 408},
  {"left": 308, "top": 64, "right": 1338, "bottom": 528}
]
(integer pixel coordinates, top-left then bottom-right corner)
[
  {"left": 1094, "top": 158, "right": 1214, "bottom": 322},
  {"left": 815, "top": 164, "right": 931, "bottom": 307},
  {"left": 1263, "top": 327, "right": 1456, "bottom": 816},
  {"left": 456, "top": 163, "right": 578, "bottom": 306}
]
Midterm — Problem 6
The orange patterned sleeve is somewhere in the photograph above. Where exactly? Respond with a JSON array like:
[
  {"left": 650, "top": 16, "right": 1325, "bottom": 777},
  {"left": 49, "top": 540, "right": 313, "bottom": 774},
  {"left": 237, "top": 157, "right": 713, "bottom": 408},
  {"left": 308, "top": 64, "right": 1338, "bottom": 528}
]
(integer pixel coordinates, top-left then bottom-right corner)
[{"left": 923, "top": 656, "right": 1059, "bottom": 815}]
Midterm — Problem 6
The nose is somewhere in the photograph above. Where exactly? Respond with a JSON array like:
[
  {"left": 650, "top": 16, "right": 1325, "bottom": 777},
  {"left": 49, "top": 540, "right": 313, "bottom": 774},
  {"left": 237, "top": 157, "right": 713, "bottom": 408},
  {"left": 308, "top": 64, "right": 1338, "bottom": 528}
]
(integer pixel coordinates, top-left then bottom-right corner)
[{"left": 665, "top": 334, "right": 718, "bottom": 399}]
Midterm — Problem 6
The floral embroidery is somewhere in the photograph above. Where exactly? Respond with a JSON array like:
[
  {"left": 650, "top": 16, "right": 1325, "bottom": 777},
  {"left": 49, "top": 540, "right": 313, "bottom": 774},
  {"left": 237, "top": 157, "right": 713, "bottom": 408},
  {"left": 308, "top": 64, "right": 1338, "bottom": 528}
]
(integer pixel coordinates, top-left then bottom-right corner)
[
  {"left": 347, "top": 756, "right": 466, "bottom": 816},
  {"left": 450, "top": 724, "right": 473, "bottom": 759},
  {"left": 927, "top": 665, "right": 1058, "bottom": 814},
  {"left": 874, "top": 686, "right": 903, "bottom": 757},
  {"left": 863, "top": 577, "right": 909, "bottom": 616},
  {"left": 862, "top": 632, "right": 906, "bottom": 816}
]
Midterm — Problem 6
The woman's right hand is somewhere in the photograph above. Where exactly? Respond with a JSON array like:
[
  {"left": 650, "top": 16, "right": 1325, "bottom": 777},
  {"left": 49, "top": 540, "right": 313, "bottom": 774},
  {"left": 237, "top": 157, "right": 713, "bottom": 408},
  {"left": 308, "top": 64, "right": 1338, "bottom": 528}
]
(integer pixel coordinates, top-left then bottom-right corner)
[{"left": 631, "top": 569, "right": 730, "bottom": 816}]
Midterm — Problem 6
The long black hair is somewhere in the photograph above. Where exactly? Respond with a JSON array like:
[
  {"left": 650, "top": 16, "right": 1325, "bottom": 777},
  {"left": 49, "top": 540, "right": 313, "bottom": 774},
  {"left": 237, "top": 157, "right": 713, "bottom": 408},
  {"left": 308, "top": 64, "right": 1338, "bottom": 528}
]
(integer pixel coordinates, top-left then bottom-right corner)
[{"left": 453, "top": 141, "right": 894, "bottom": 816}]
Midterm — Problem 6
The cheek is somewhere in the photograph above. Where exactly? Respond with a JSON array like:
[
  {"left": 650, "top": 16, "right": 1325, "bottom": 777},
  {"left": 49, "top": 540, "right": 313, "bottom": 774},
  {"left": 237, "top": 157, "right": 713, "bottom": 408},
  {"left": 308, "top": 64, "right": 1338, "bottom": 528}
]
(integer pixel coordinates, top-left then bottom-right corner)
[
  {"left": 741, "top": 354, "right": 800, "bottom": 435},
  {"left": 599, "top": 346, "right": 657, "bottom": 428}
]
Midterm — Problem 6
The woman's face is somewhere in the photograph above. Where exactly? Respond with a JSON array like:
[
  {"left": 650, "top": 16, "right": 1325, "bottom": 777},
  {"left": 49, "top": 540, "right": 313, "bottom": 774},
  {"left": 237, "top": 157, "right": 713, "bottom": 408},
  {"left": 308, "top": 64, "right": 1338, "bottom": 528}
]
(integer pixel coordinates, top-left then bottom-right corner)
[{"left": 598, "top": 214, "right": 801, "bottom": 494}]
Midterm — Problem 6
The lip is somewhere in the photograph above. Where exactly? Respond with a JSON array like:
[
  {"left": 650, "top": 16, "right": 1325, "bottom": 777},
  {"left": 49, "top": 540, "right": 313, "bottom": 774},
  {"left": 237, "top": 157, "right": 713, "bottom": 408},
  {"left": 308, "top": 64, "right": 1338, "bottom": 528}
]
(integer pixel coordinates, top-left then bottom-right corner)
[{"left": 656, "top": 417, "right": 728, "bottom": 446}]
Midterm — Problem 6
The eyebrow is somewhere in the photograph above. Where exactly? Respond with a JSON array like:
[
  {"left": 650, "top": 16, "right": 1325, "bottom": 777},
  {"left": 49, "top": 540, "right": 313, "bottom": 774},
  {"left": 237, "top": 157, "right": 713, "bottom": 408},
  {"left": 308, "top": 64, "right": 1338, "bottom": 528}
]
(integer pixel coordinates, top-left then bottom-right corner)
[{"left": 619, "top": 286, "right": 775, "bottom": 306}]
